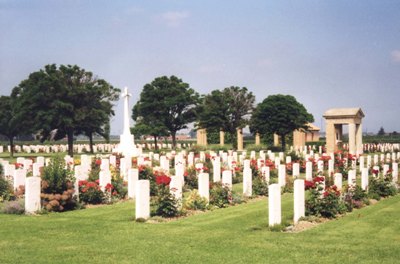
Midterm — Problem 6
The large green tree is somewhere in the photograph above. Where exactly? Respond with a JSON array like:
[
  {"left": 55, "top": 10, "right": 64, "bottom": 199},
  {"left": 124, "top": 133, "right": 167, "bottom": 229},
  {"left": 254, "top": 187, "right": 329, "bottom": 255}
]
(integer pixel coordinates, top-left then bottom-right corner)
[
  {"left": 11, "top": 64, "right": 119, "bottom": 156},
  {"left": 197, "top": 86, "right": 255, "bottom": 149},
  {"left": 0, "top": 96, "right": 21, "bottom": 157},
  {"left": 250, "top": 94, "right": 314, "bottom": 149},
  {"left": 133, "top": 76, "right": 199, "bottom": 148}
]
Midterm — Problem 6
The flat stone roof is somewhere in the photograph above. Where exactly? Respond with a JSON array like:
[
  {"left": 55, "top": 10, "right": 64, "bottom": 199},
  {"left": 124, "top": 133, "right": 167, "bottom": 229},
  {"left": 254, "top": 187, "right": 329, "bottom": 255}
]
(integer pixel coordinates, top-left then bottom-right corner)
[{"left": 323, "top": 108, "right": 365, "bottom": 118}]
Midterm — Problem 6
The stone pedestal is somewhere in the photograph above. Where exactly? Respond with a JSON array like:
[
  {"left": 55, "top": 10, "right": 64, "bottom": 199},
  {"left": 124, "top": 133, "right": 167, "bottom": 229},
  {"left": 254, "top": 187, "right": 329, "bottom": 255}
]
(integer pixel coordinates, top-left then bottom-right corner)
[{"left": 135, "top": 180, "right": 150, "bottom": 220}]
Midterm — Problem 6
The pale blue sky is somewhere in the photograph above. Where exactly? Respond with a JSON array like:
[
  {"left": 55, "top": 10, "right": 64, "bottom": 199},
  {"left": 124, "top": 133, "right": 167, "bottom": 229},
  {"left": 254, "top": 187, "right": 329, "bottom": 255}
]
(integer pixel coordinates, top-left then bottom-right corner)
[{"left": 1, "top": 0, "right": 400, "bottom": 135}]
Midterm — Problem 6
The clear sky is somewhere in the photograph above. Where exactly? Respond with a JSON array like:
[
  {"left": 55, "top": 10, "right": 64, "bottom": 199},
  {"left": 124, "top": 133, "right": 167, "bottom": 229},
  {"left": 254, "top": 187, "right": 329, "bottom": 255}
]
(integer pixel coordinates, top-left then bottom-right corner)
[{"left": 1, "top": 0, "right": 400, "bottom": 135}]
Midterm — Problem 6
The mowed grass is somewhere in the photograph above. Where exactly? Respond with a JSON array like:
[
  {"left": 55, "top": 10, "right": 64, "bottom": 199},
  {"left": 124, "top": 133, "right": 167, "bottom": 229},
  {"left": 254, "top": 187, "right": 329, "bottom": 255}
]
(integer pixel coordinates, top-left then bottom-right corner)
[{"left": 1, "top": 191, "right": 400, "bottom": 264}]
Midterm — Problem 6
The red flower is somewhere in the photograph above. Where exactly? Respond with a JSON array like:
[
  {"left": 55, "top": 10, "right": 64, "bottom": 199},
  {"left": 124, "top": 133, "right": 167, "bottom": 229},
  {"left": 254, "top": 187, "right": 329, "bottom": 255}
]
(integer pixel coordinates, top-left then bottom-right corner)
[
  {"left": 95, "top": 159, "right": 101, "bottom": 165},
  {"left": 156, "top": 175, "right": 171, "bottom": 186},
  {"left": 184, "top": 171, "right": 189, "bottom": 177},
  {"left": 304, "top": 180, "right": 315, "bottom": 190},
  {"left": 105, "top": 183, "right": 113, "bottom": 191}
]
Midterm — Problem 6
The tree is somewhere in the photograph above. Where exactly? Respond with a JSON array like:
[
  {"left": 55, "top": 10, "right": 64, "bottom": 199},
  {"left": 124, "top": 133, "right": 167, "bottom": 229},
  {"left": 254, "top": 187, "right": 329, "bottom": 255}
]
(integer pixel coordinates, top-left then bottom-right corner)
[
  {"left": 11, "top": 64, "right": 119, "bottom": 156},
  {"left": 377, "top": 127, "right": 385, "bottom": 136},
  {"left": 133, "top": 76, "right": 199, "bottom": 148},
  {"left": 197, "top": 87, "right": 255, "bottom": 149},
  {"left": 0, "top": 96, "right": 21, "bottom": 157},
  {"left": 250, "top": 94, "right": 314, "bottom": 150}
]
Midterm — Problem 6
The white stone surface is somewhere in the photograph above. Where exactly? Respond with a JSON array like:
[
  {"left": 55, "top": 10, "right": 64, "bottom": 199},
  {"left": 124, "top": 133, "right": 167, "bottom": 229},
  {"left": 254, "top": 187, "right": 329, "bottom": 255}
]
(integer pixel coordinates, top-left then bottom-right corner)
[
  {"left": 278, "top": 164, "right": 286, "bottom": 187},
  {"left": 306, "top": 161, "right": 313, "bottom": 180},
  {"left": 99, "top": 170, "right": 112, "bottom": 192},
  {"left": 135, "top": 180, "right": 150, "bottom": 219},
  {"left": 294, "top": 179, "right": 305, "bottom": 224},
  {"left": 292, "top": 163, "right": 300, "bottom": 177},
  {"left": 222, "top": 170, "right": 232, "bottom": 190},
  {"left": 198, "top": 173, "right": 209, "bottom": 201},
  {"left": 25, "top": 177, "right": 41, "bottom": 214},
  {"left": 213, "top": 157, "right": 221, "bottom": 182},
  {"left": 334, "top": 173, "right": 343, "bottom": 190},
  {"left": 243, "top": 168, "right": 252, "bottom": 197},
  {"left": 268, "top": 184, "right": 281, "bottom": 226},
  {"left": 348, "top": 169, "right": 356, "bottom": 186},
  {"left": 361, "top": 168, "right": 369, "bottom": 190}
]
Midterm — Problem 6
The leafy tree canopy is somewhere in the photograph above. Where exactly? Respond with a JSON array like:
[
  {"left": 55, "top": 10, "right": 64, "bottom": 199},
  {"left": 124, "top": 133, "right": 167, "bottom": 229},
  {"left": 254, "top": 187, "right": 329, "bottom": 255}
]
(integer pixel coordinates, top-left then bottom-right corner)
[
  {"left": 133, "top": 75, "right": 199, "bottom": 148},
  {"left": 0, "top": 96, "right": 21, "bottom": 157},
  {"left": 250, "top": 94, "right": 314, "bottom": 149},
  {"left": 11, "top": 64, "right": 119, "bottom": 156},
  {"left": 197, "top": 86, "right": 255, "bottom": 148}
]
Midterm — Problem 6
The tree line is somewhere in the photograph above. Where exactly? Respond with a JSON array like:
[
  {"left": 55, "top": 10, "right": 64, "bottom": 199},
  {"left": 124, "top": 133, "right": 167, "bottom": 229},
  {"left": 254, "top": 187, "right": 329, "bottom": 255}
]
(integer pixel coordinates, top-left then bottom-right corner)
[{"left": 0, "top": 64, "right": 314, "bottom": 157}]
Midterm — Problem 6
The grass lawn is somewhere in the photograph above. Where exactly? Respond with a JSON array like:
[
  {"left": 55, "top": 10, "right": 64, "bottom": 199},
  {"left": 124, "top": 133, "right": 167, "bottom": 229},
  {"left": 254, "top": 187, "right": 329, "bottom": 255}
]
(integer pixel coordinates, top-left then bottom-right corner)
[{"left": 1, "top": 191, "right": 400, "bottom": 263}]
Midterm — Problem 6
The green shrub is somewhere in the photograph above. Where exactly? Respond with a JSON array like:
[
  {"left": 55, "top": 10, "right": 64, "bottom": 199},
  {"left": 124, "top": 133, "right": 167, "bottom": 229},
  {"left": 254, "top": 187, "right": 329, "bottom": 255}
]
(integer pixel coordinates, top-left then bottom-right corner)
[
  {"left": 152, "top": 184, "right": 179, "bottom": 218},
  {"left": 253, "top": 177, "right": 269, "bottom": 196},
  {"left": 183, "top": 189, "right": 208, "bottom": 211},
  {"left": 343, "top": 185, "right": 369, "bottom": 211},
  {"left": 368, "top": 176, "right": 397, "bottom": 200},
  {"left": 138, "top": 165, "right": 157, "bottom": 195},
  {"left": 209, "top": 182, "right": 232, "bottom": 208},
  {"left": 0, "top": 175, "right": 13, "bottom": 202},
  {"left": 306, "top": 183, "right": 347, "bottom": 218},
  {"left": 42, "top": 156, "right": 75, "bottom": 194},
  {"left": 0, "top": 163, "right": 3, "bottom": 176},
  {"left": 78, "top": 180, "right": 105, "bottom": 204},
  {"left": 183, "top": 166, "right": 198, "bottom": 190}
]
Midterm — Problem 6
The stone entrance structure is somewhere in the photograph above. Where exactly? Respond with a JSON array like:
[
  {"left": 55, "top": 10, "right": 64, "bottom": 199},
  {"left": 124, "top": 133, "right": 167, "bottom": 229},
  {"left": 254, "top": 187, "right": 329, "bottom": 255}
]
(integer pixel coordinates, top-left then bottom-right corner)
[{"left": 323, "top": 108, "right": 364, "bottom": 154}]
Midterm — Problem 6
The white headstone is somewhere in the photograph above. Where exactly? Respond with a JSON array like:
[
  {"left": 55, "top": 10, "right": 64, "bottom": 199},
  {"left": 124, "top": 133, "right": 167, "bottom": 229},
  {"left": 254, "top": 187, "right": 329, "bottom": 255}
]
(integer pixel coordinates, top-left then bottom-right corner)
[
  {"left": 306, "top": 161, "right": 313, "bottom": 180},
  {"left": 348, "top": 170, "right": 356, "bottom": 186},
  {"left": 243, "top": 168, "right": 252, "bottom": 197},
  {"left": 278, "top": 164, "right": 286, "bottom": 187},
  {"left": 293, "top": 179, "right": 305, "bottom": 224},
  {"left": 334, "top": 173, "right": 343, "bottom": 190},
  {"left": 213, "top": 157, "right": 221, "bottom": 182},
  {"left": 361, "top": 168, "right": 369, "bottom": 190},
  {"left": 25, "top": 177, "right": 41, "bottom": 213},
  {"left": 99, "top": 170, "right": 111, "bottom": 192},
  {"left": 128, "top": 168, "right": 139, "bottom": 199},
  {"left": 222, "top": 170, "right": 232, "bottom": 190},
  {"left": 135, "top": 180, "right": 150, "bottom": 219},
  {"left": 198, "top": 173, "right": 209, "bottom": 201},
  {"left": 261, "top": 166, "right": 270, "bottom": 182},
  {"left": 268, "top": 184, "right": 281, "bottom": 226},
  {"left": 292, "top": 163, "right": 300, "bottom": 177}
]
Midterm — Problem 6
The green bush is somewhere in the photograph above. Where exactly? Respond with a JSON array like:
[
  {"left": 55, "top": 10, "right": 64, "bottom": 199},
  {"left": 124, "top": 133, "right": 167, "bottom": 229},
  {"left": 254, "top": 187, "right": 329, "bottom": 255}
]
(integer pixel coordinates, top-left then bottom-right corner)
[
  {"left": 343, "top": 185, "right": 369, "bottom": 211},
  {"left": 183, "top": 190, "right": 208, "bottom": 211},
  {"left": 78, "top": 180, "right": 105, "bottom": 204},
  {"left": 183, "top": 166, "right": 198, "bottom": 190},
  {"left": 0, "top": 163, "right": 3, "bottom": 176},
  {"left": 253, "top": 177, "right": 269, "bottom": 196},
  {"left": 306, "top": 183, "right": 347, "bottom": 218},
  {"left": 368, "top": 176, "right": 397, "bottom": 200},
  {"left": 0, "top": 175, "right": 13, "bottom": 202},
  {"left": 209, "top": 182, "right": 232, "bottom": 208},
  {"left": 152, "top": 184, "right": 179, "bottom": 217},
  {"left": 42, "top": 156, "right": 75, "bottom": 194}
]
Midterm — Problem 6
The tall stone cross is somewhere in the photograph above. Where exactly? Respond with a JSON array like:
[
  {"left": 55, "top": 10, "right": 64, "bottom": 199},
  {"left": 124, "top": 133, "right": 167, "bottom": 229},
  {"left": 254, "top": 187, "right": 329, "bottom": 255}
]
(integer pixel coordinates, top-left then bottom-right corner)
[{"left": 122, "top": 87, "right": 132, "bottom": 135}]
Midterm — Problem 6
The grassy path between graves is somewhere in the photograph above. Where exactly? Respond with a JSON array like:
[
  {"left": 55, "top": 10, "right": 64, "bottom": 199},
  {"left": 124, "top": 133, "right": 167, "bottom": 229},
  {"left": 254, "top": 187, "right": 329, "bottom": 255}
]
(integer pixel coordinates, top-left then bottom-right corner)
[{"left": 1, "top": 193, "right": 400, "bottom": 263}]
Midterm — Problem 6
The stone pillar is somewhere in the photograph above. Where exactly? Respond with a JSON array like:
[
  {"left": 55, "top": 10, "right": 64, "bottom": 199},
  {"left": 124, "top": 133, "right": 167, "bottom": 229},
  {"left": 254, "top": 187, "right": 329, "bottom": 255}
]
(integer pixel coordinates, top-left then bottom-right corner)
[
  {"left": 220, "top": 130, "right": 225, "bottom": 146},
  {"left": 128, "top": 168, "right": 139, "bottom": 199},
  {"left": 325, "top": 121, "right": 336, "bottom": 154},
  {"left": 293, "top": 179, "right": 305, "bottom": 224},
  {"left": 273, "top": 134, "right": 280, "bottom": 147},
  {"left": 25, "top": 177, "right": 41, "bottom": 214},
  {"left": 198, "top": 173, "right": 209, "bottom": 201},
  {"left": 356, "top": 124, "right": 363, "bottom": 155},
  {"left": 237, "top": 128, "right": 243, "bottom": 151},
  {"left": 135, "top": 180, "right": 150, "bottom": 220},
  {"left": 268, "top": 184, "right": 281, "bottom": 226},
  {"left": 348, "top": 123, "right": 356, "bottom": 155},
  {"left": 243, "top": 168, "right": 252, "bottom": 197},
  {"left": 255, "top": 133, "right": 260, "bottom": 146}
]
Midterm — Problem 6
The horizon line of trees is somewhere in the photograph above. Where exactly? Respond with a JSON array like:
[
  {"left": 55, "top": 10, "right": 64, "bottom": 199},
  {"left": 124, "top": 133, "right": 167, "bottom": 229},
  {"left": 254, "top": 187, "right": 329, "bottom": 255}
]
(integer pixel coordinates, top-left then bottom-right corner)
[{"left": 1, "top": 64, "right": 315, "bottom": 157}]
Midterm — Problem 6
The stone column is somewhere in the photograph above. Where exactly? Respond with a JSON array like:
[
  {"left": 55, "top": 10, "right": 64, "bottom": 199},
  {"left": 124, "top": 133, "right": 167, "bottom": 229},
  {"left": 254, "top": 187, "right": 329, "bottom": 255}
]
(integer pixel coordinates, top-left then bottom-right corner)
[
  {"left": 135, "top": 180, "right": 150, "bottom": 220},
  {"left": 293, "top": 179, "right": 305, "bottom": 224},
  {"left": 237, "top": 128, "right": 243, "bottom": 151},
  {"left": 325, "top": 121, "right": 336, "bottom": 154},
  {"left": 220, "top": 130, "right": 225, "bottom": 146},
  {"left": 356, "top": 123, "right": 363, "bottom": 155},
  {"left": 268, "top": 184, "right": 281, "bottom": 226},
  {"left": 348, "top": 123, "right": 356, "bottom": 155},
  {"left": 255, "top": 133, "right": 260, "bottom": 146},
  {"left": 273, "top": 134, "right": 280, "bottom": 147}
]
